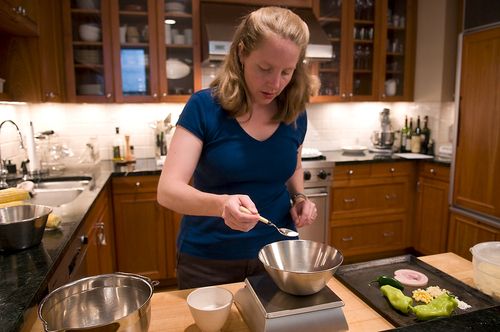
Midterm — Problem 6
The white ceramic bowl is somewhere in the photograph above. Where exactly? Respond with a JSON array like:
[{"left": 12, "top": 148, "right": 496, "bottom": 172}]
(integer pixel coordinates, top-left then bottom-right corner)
[
  {"left": 470, "top": 241, "right": 500, "bottom": 300},
  {"left": 165, "top": 2, "right": 185, "bottom": 12},
  {"left": 166, "top": 59, "right": 190, "bottom": 79},
  {"left": 79, "top": 24, "right": 101, "bottom": 42},
  {"left": 187, "top": 286, "right": 233, "bottom": 332}
]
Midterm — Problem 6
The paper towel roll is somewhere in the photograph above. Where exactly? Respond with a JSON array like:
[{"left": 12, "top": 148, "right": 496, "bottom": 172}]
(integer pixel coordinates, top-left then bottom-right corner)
[{"left": 26, "top": 121, "right": 40, "bottom": 173}]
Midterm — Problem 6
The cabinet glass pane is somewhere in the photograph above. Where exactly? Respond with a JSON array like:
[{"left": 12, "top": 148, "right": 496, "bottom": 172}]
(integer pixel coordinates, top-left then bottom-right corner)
[
  {"left": 164, "top": 1, "right": 194, "bottom": 95},
  {"left": 71, "top": 0, "right": 105, "bottom": 97},
  {"left": 318, "top": 0, "right": 342, "bottom": 96},
  {"left": 119, "top": 0, "right": 151, "bottom": 96},
  {"left": 352, "top": 0, "right": 375, "bottom": 96},
  {"left": 385, "top": 0, "right": 407, "bottom": 97}
]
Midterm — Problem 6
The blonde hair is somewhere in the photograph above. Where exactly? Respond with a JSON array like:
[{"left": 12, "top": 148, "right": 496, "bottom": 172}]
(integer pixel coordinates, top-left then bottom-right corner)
[{"left": 210, "top": 6, "right": 319, "bottom": 124}]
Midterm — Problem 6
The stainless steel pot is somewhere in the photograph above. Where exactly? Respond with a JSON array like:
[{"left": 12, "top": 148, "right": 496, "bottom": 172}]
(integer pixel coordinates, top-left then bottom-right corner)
[
  {"left": 38, "top": 272, "right": 158, "bottom": 332},
  {"left": 0, "top": 204, "right": 52, "bottom": 251}
]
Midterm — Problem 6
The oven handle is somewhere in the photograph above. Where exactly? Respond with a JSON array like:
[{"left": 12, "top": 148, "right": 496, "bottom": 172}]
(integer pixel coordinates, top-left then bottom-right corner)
[{"left": 305, "top": 192, "right": 328, "bottom": 198}]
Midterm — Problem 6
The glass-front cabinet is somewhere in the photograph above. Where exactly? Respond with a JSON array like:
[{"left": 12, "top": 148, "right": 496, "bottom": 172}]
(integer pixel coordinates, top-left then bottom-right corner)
[
  {"left": 62, "top": 0, "right": 198, "bottom": 103},
  {"left": 312, "top": 0, "right": 415, "bottom": 102}
]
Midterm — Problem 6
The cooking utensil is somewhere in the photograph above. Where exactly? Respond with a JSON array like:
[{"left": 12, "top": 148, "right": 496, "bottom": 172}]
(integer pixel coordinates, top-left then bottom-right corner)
[
  {"left": 258, "top": 240, "right": 344, "bottom": 295},
  {"left": 239, "top": 206, "right": 298, "bottom": 237},
  {"left": 0, "top": 204, "right": 52, "bottom": 251},
  {"left": 38, "top": 272, "right": 158, "bottom": 332}
]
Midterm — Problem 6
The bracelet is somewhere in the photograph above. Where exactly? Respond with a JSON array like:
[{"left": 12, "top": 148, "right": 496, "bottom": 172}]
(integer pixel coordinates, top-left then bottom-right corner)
[{"left": 291, "top": 192, "right": 307, "bottom": 204}]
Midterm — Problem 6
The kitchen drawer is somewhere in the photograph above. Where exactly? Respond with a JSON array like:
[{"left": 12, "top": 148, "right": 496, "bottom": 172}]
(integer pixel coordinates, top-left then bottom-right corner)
[
  {"left": 333, "top": 164, "right": 371, "bottom": 180},
  {"left": 371, "top": 161, "right": 413, "bottom": 178},
  {"left": 112, "top": 176, "right": 160, "bottom": 194},
  {"left": 331, "top": 183, "right": 406, "bottom": 216},
  {"left": 418, "top": 162, "right": 450, "bottom": 182},
  {"left": 330, "top": 217, "right": 405, "bottom": 255}
]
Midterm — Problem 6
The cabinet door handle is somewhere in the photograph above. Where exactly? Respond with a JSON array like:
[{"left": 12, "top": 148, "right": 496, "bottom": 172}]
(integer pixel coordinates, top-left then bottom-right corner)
[
  {"left": 341, "top": 93, "right": 347, "bottom": 98},
  {"left": 430, "top": 168, "right": 436, "bottom": 174},
  {"left": 383, "top": 231, "right": 395, "bottom": 237},
  {"left": 348, "top": 92, "right": 353, "bottom": 97},
  {"left": 153, "top": 93, "right": 158, "bottom": 98},
  {"left": 342, "top": 236, "right": 353, "bottom": 242},
  {"left": 106, "top": 93, "right": 112, "bottom": 99},
  {"left": 347, "top": 169, "right": 354, "bottom": 175},
  {"left": 389, "top": 167, "right": 396, "bottom": 173},
  {"left": 343, "top": 197, "right": 356, "bottom": 203},
  {"left": 162, "top": 92, "right": 167, "bottom": 97},
  {"left": 385, "top": 193, "right": 397, "bottom": 200},
  {"left": 135, "top": 181, "right": 141, "bottom": 187},
  {"left": 96, "top": 222, "right": 107, "bottom": 246}
]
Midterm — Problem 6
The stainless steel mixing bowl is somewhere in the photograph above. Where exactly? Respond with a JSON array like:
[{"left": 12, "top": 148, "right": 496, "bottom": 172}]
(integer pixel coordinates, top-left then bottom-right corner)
[
  {"left": 0, "top": 204, "right": 52, "bottom": 251},
  {"left": 258, "top": 240, "right": 344, "bottom": 295},
  {"left": 39, "top": 273, "right": 157, "bottom": 332}
]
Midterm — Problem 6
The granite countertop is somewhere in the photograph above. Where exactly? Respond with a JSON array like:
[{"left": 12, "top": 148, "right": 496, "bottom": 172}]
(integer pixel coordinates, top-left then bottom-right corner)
[{"left": 0, "top": 154, "right": 450, "bottom": 331}]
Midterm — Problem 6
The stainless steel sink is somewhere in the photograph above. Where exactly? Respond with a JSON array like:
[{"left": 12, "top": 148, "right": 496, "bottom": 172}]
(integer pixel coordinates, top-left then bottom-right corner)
[{"left": 29, "top": 176, "right": 93, "bottom": 207}]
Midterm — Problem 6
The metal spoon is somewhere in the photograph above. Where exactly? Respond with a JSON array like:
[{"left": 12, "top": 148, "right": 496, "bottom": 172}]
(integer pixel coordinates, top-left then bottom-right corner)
[{"left": 239, "top": 206, "right": 298, "bottom": 237}]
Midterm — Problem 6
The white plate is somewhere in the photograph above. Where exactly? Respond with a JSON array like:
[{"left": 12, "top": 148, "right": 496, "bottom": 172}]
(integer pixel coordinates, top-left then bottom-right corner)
[
  {"left": 342, "top": 145, "right": 368, "bottom": 154},
  {"left": 301, "top": 148, "right": 322, "bottom": 159},
  {"left": 394, "top": 153, "right": 434, "bottom": 159}
]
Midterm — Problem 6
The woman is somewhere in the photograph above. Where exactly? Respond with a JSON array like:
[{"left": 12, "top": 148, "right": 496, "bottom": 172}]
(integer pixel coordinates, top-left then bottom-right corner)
[{"left": 157, "top": 6, "right": 319, "bottom": 289}]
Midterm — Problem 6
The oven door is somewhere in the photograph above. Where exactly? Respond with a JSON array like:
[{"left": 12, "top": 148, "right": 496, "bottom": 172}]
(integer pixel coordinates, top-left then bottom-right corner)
[{"left": 297, "top": 187, "right": 329, "bottom": 243}]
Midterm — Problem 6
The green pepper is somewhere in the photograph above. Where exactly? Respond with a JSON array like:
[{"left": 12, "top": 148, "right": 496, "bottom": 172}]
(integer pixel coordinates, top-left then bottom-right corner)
[
  {"left": 372, "top": 275, "right": 405, "bottom": 290},
  {"left": 380, "top": 285, "right": 413, "bottom": 314},
  {"left": 411, "top": 293, "right": 458, "bottom": 320}
]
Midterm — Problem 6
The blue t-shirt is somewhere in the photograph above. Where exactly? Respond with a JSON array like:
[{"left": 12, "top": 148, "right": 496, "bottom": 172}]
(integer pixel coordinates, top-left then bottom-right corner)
[{"left": 176, "top": 89, "right": 307, "bottom": 260}]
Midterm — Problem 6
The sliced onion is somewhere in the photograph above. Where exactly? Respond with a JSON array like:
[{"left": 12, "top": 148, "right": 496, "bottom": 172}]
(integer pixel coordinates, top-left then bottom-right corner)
[{"left": 394, "top": 269, "right": 429, "bottom": 287}]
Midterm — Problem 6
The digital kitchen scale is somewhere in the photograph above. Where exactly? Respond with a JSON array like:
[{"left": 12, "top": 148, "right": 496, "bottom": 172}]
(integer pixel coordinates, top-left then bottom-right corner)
[{"left": 235, "top": 274, "right": 348, "bottom": 332}]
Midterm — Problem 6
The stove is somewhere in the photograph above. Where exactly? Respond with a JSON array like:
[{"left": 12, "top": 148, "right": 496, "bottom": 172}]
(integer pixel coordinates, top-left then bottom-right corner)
[
  {"left": 299, "top": 154, "right": 334, "bottom": 244},
  {"left": 235, "top": 274, "right": 348, "bottom": 332}
]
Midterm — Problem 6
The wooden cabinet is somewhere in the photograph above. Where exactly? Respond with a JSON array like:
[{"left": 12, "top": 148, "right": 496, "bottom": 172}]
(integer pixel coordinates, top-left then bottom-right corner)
[
  {"left": 112, "top": 175, "right": 181, "bottom": 285},
  {"left": 0, "top": 0, "right": 38, "bottom": 36},
  {"left": 0, "top": 0, "right": 65, "bottom": 102},
  {"left": 48, "top": 181, "right": 115, "bottom": 291},
  {"left": 330, "top": 161, "right": 414, "bottom": 260},
  {"left": 61, "top": 0, "right": 199, "bottom": 103},
  {"left": 452, "top": 26, "right": 500, "bottom": 219},
  {"left": 84, "top": 182, "right": 115, "bottom": 276},
  {"left": 311, "top": 0, "right": 416, "bottom": 102},
  {"left": 413, "top": 161, "right": 450, "bottom": 255},
  {"left": 447, "top": 211, "right": 500, "bottom": 260}
]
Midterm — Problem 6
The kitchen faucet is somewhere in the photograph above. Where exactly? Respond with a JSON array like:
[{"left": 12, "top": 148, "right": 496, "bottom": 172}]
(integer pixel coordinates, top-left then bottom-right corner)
[{"left": 0, "top": 120, "right": 26, "bottom": 189}]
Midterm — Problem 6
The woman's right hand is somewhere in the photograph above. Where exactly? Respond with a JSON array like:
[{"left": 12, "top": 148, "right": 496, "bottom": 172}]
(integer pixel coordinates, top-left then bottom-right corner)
[{"left": 221, "top": 195, "right": 260, "bottom": 232}]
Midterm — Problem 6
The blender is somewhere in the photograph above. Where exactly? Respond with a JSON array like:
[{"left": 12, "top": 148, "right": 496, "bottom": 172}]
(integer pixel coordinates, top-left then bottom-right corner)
[{"left": 370, "top": 108, "right": 395, "bottom": 153}]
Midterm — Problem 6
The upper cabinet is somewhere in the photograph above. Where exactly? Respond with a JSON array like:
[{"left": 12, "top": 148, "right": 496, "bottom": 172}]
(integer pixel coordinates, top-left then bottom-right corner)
[
  {"left": 311, "top": 0, "right": 416, "bottom": 102},
  {"left": 61, "top": 0, "right": 199, "bottom": 103}
]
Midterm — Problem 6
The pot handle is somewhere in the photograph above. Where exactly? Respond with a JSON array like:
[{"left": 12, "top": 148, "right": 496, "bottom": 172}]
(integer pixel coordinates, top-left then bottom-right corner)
[{"left": 115, "top": 271, "right": 160, "bottom": 288}]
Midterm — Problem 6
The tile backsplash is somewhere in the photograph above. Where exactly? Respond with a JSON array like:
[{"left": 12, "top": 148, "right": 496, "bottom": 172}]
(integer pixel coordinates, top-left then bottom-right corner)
[{"left": 0, "top": 100, "right": 454, "bottom": 172}]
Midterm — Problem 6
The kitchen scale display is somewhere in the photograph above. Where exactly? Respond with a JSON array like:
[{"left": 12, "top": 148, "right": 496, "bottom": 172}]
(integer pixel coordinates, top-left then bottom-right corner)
[{"left": 235, "top": 274, "right": 348, "bottom": 332}]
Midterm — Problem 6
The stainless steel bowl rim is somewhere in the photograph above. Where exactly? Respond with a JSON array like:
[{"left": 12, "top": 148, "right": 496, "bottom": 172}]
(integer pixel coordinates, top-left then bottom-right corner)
[
  {"left": 0, "top": 204, "right": 52, "bottom": 224},
  {"left": 38, "top": 272, "right": 157, "bottom": 330},
  {"left": 258, "top": 240, "right": 344, "bottom": 273}
]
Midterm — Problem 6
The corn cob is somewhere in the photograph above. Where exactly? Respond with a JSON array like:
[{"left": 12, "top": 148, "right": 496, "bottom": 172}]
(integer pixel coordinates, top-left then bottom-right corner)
[
  {"left": 0, "top": 200, "right": 26, "bottom": 209},
  {"left": 0, "top": 188, "right": 30, "bottom": 204}
]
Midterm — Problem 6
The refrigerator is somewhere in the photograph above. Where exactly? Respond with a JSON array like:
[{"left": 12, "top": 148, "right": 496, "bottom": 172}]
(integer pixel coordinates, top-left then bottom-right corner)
[{"left": 448, "top": 23, "right": 500, "bottom": 259}]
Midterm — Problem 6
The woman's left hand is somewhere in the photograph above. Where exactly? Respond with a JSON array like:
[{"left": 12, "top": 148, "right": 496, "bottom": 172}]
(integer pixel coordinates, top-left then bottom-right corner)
[{"left": 290, "top": 199, "right": 317, "bottom": 228}]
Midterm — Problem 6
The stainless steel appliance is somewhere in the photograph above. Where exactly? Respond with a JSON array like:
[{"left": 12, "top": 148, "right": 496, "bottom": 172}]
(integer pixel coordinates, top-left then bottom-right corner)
[
  {"left": 298, "top": 158, "right": 333, "bottom": 244},
  {"left": 370, "top": 108, "right": 395, "bottom": 151}
]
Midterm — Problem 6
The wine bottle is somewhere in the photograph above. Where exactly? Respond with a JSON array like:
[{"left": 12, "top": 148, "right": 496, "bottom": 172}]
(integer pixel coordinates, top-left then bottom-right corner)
[
  {"left": 112, "top": 127, "right": 125, "bottom": 162},
  {"left": 411, "top": 116, "right": 421, "bottom": 153},
  {"left": 401, "top": 115, "right": 409, "bottom": 152},
  {"left": 421, "top": 116, "right": 431, "bottom": 154},
  {"left": 405, "top": 117, "right": 413, "bottom": 152}
]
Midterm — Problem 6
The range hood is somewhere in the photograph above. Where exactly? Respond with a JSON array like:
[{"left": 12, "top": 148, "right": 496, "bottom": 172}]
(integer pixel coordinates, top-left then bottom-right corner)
[{"left": 200, "top": 3, "right": 333, "bottom": 62}]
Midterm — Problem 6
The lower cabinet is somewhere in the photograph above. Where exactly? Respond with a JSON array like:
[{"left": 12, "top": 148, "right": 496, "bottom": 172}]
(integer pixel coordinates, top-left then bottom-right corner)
[
  {"left": 413, "top": 162, "right": 450, "bottom": 255},
  {"left": 48, "top": 181, "right": 114, "bottom": 291},
  {"left": 330, "top": 161, "right": 415, "bottom": 261},
  {"left": 447, "top": 211, "right": 500, "bottom": 260},
  {"left": 112, "top": 175, "right": 181, "bottom": 285}
]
